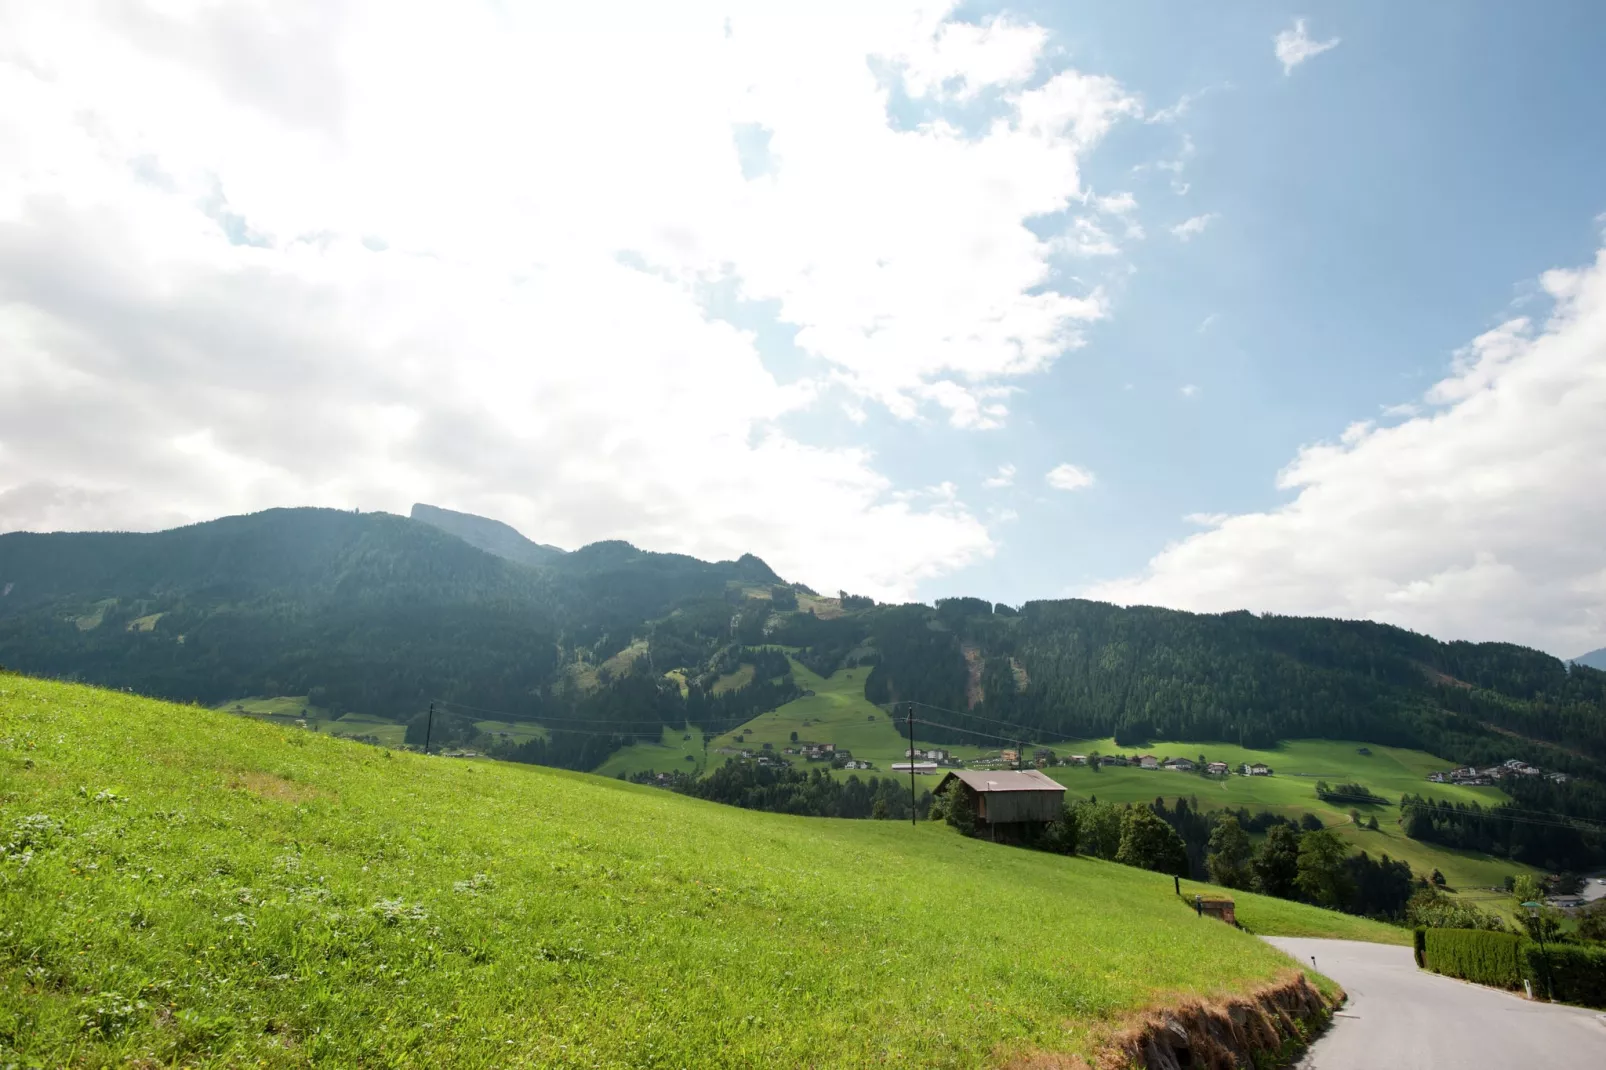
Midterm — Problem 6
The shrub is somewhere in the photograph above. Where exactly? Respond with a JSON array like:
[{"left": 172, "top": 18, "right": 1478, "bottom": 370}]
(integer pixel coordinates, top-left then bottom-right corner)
[
  {"left": 1524, "top": 943, "right": 1606, "bottom": 1008},
  {"left": 1421, "top": 929, "right": 1524, "bottom": 990},
  {"left": 1412, "top": 928, "right": 1426, "bottom": 968},
  {"left": 1115, "top": 807, "right": 1187, "bottom": 877}
]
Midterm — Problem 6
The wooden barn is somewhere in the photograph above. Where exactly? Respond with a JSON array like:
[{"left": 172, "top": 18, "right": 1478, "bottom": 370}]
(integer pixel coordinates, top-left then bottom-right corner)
[{"left": 933, "top": 769, "right": 1066, "bottom": 842}]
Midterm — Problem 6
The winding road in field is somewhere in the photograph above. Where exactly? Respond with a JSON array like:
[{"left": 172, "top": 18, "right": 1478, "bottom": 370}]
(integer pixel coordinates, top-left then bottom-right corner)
[{"left": 1265, "top": 937, "right": 1606, "bottom": 1069}]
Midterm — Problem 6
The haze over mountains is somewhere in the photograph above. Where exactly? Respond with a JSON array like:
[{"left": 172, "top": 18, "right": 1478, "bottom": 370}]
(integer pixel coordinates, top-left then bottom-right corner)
[
  {"left": 411, "top": 503, "right": 567, "bottom": 568},
  {"left": 1576, "top": 648, "right": 1606, "bottom": 672},
  {"left": 3, "top": 505, "right": 1605, "bottom": 785}
]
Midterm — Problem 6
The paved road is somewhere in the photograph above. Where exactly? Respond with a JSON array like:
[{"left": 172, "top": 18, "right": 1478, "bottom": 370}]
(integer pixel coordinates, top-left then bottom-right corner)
[{"left": 1265, "top": 937, "right": 1606, "bottom": 1069}]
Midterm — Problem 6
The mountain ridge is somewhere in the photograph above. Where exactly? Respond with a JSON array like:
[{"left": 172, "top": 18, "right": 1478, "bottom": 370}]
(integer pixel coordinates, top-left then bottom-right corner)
[
  {"left": 410, "top": 502, "right": 566, "bottom": 567},
  {"left": 2, "top": 506, "right": 1604, "bottom": 783},
  {"left": 1574, "top": 646, "right": 1606, "bottom": 672}
]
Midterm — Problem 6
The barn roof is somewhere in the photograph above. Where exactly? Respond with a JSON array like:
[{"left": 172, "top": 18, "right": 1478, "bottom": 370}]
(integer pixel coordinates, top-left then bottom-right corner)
[{"left": 936, "top": 769, "right": 1065, "bottom": 794}]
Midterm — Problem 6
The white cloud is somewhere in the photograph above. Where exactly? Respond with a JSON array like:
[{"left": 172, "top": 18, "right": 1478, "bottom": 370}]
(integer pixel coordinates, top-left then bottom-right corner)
[
  {"left": 1093, "top": 190, "right": 1138, "bottom": 215},
  {"left": 1055, "top": 217, "right": 1120, "bottom": 257},
  {"left": 1170, "top": 213, "right": 1218, "bottom": 241},
  {"left": 1274, "top": 18, "right": 1341, "bottom": 75},
  {"left": 983, "top": 464, "right": 1016, "bottom": 489},
  {"left": 1180, "top": 384, "right": 1199, "bottom": 397},
  {"left": 1196, "top": 313, "right": 1218, "bottom": 334},
  {"left": 0, "top": 0, "right": 1147, "bottom": 599},
  {"left": 1088, "top": 245, "right": 1606, "bottom": 656},
  {"left": 1146, "top": 91, "right": 1196, "bottom": 125},
  {"left": 1045, "top": 463, "right": 1096, "bottom": 491}
]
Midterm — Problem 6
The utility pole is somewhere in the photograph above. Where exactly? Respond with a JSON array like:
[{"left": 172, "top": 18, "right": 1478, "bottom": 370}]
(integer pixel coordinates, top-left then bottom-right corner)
[
  {"left": 423, "top": 701, "right": 435, "bottom": 756},
  {"left": 906, "top": 702, "right": 918, "bottom": 827}
]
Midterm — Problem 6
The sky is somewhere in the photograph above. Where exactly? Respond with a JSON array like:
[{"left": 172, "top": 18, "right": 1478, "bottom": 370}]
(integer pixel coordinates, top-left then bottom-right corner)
[{"left": 1, "top": 2, "right": 1603, "bottom": 658}]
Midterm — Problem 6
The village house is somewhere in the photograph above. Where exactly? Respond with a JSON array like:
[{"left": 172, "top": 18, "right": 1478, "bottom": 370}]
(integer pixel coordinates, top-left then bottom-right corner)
[
  {"left": 1139, "top": 755, "right": 1159, "bottom": 770},
  {"left": 1000, "top": 749, "right": 1020, "bottom": 764},
  {"left": 1205, "top": 761, "right": 1230, "bottom": 776},
  {"left": 891, "top": 761, "right": 939, "bottom": 775},
  {"left": 1099, "top": 754, "right": 1126, "bottom": 767},
  {"left": 933, "top": 769, "right": 1066, "bottom": 843},
  {"left": 1242, "top": 763, "right": 1271, "bottom": 776},
  {"left": 1068, "top": 755, "right": 1088, "bottom": 766},
  {"left": 1164, "top": 758, "right": 1196, "bottom": 772}
]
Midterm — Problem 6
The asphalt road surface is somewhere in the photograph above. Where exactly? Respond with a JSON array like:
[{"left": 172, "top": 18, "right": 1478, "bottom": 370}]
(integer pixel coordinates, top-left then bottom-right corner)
[{"left": 1265, "top": 937, "right": 1606, "bottom": 1069}]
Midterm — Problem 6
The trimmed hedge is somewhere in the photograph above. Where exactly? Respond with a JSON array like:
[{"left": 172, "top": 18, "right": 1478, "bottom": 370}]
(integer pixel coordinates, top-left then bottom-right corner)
[
  {"left": 1422, "top": 929, "right": 1606, "bottom": 1008},
  {"left": 1421, "top": 929, "right": 1524, "bottom": 990},
  {"left": 1525, "top": 943, "right": 1606, "bottom": 1008}
]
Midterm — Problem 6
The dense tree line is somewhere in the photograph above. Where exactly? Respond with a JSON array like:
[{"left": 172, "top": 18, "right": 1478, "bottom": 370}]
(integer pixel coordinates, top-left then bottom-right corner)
[
  {"left": 648, "top": 761, "right": 933, "bottom": 821},
  {"left": 1400, "top": 792, "right": 1606, "bottom": 872},
  {"left": 1062, "top": 797, "right": 1418, "bottom": 921},
  {"left": 849, "top": 598, "right": 1606, "bottom": 779}
]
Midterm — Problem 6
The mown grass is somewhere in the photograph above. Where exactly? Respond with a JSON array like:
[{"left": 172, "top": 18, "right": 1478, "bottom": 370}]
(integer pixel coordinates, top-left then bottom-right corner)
[{"left": 0, "top": 675, "right": 1385, "bottom": 1068}]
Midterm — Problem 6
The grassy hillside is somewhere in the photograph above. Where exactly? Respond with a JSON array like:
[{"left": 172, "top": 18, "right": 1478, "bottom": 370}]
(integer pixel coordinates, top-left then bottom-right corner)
[
  {"left": 602, "top": 663, "right": 1541, "bottom": 894},
  {"left": 1054, "top": 738, "right": 1537, "bottom": 891},
  {"left": 0, "top": 676, "right": 1401, "bottom": 1068}
]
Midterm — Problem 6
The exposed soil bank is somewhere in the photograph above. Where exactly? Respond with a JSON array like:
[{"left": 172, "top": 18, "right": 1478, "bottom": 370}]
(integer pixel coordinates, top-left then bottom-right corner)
[{"left": 1011, "top": 970, "right": 1337, "bottom": 1070}]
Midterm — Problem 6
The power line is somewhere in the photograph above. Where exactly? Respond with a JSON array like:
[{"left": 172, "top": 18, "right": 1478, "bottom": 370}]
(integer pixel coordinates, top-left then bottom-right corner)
[
  {"left": 432, "top": 697, "right": 753, "bottom": 731},
  {"left": 885, "top": 699, "right": 1097, "bottom": 745}
]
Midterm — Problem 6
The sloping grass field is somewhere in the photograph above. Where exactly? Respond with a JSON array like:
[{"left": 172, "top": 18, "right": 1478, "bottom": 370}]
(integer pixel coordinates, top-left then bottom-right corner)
[
  {"left": 1052, "top": 738, "right": 1536, "bottom": 891},
  {"left": 598, "top": 662, "right": 1536, "bottom": 898},
  {"left": 0, "top": 675, "right": 1401, "bottom": 1068}
]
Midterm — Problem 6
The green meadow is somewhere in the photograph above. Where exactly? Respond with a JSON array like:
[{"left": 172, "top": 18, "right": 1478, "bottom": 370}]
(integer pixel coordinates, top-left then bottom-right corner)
[
  {"left": 703, "top": 659, "right": 992, "bottom": 772},
  {"left": 604, "top": 660, "right": 1539, "bottom": 897},
  {"left": 0, "top": 675, "right": 1398, "bottom": 1068},
  {"left": 222, "top": 697, "right": 547, "bottom": 751},
  {"left": 1049, "top": 738, "right": 1537, "bottom": 891}
]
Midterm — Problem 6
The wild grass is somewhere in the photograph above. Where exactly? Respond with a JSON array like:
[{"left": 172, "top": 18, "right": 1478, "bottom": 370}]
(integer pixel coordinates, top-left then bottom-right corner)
[{"left": 0, "top": 675, "right": 1383, "bottom": 1068}]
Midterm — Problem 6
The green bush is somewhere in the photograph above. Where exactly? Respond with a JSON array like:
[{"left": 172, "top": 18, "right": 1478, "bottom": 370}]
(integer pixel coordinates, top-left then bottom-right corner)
[
  {"left": 1412, "top": 928, "right": 1426, "bottom": 969},
  {"left": 1524, "top": 943, "right": 1606, "bottom": 1008},
  {"left": 1421, "top": 929, "right": 1524, "bottom": 990}
]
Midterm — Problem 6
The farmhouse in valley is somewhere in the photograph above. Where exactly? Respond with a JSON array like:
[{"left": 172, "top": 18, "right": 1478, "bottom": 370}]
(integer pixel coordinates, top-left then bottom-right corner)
[
  {"left": 933, "top": 769, "right": 1066, "bottom": 843},
  {"left": 1242, "top": 763, "right": 1271, "bottom": 776}
]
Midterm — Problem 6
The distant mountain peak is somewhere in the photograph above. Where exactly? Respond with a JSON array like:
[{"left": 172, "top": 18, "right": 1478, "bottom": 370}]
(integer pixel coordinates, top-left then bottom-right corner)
[
  {"left": 1574, "top": 647, "right": 1606, "bottom": 672},
  {"left": 734, "top": 553, "right": 781, "bottom": 584},
  {"left": 410, "top": 503, "right": 565, "bottom": 568}
]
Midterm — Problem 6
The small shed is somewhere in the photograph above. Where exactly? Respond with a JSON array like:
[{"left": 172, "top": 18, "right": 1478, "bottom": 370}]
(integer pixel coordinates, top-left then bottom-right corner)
[
  {"left": 934, "top": 769, "right": 1066, "bottom": 842},
  {"left": 1193, "top": 895, "right": 1237, "bottom": 927}
]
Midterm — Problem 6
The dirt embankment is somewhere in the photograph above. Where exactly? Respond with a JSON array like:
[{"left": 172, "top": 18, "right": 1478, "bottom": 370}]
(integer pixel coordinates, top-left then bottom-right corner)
[{"left": 1011, "top": 970, "right": 1337, "bottom": 1070}]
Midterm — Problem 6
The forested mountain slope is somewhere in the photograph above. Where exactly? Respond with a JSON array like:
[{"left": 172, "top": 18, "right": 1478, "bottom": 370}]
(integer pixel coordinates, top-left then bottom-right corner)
[
  {"left": 4, "top": 507, "right": 1606, "bottom": 785},
  {"left": 0, "top": 508, "right": 778, "bottom": 734},
  {"left": 778, "top": 598, "right": 1606, "bottom": 775},
  {"left": 410, "top": 502, "right": 566, "bottom": 566}
]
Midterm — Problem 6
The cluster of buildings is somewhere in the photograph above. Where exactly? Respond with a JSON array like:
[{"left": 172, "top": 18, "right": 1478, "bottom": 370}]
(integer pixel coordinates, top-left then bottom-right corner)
[
  {"left": 1058, "top": 753, "right": 1266, "bottom": 777},
  {"left": 1427, "top": 758, "right": 1570, "bottom": 786}
]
